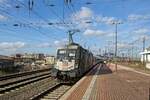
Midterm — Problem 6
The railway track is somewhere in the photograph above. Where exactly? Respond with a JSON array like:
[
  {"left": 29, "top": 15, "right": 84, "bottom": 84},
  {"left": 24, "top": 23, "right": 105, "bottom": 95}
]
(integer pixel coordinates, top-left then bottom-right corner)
[
  {"left": 0, "top": 77, "right": 57, "bottom": 100},
  {"left": 0, "top": 68, "right": 52, "bottom": 95},
  {"left": 31, "top": 82, "right": 72, "bottom": 100},
  {"left": 0, "top": 64, "right": 100, "bottom": 100},
  {"left": 0, "top": 74, "right": 51, "bottom": 94},
  {"left": 0, "top": 68, "right": 51, "bottom": 81},
  {"left": 0, "top": 71, "right": 50, "bottom": 87},
  {"left": 29, "top": 64, "right": 101, "bottom": 100}
]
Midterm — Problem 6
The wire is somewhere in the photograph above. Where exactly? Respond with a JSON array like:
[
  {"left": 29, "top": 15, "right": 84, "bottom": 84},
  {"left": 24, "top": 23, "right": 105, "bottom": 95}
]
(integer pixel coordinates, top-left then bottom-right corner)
[
  {"left": 16, "top": 0, "right": 70, "bottom": 31},
  {"left": 46, "top": 5, "right": 72, "bottom": 29},
  {"left": 15, "top": 0, "right": 74, "bottom": 41},
  {"left": 62, "top": 0, "right": 65, "bottom": 22},
  {"left": 0, "top": 28, "right": 49, "bottom": 42},
  {"left": 0, "top": 4, "right": 58, "bottom": 40}
]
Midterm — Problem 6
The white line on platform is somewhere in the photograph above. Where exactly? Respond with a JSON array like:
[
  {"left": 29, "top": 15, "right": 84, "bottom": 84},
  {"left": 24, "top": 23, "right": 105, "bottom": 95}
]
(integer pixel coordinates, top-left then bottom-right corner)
[
  {"left": 60, "top": 65, "right": 98, "bottom": 100},
  {"left": 82, "top": 65, "right": 101, "bottom": 100},
  {"left": 118, "top": 65, "right": 150, "bottom": 77}
]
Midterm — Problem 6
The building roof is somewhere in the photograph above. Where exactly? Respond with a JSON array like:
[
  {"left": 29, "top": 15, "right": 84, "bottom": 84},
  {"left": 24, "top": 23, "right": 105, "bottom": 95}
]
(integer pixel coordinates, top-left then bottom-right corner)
[
  {"left": 0, "top": 55, "right": 13, "bottom": 60},
  {"left": 140, "top": 51, "right": 150, "bottom": 55}
]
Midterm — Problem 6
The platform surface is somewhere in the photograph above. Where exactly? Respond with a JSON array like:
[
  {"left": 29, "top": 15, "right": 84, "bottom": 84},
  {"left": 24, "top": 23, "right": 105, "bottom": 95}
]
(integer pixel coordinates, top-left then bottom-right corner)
[{"left": 60, "top": 63, "right": 150, "bottom": 100}]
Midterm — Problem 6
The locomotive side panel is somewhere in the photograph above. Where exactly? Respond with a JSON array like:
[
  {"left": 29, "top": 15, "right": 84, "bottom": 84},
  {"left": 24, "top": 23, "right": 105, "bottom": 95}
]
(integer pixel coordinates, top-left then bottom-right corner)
[
  {"left": 78, "top": 47, "right": 84, "bottom": 77},
  {"left": 78, "top": 47, "right": 94, "bottom": 77}
]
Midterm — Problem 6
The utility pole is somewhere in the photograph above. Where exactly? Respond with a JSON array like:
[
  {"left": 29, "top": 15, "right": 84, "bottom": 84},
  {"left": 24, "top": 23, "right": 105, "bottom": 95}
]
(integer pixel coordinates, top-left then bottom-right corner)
[
  {"left": 130, "top": 43, "right": 134, "bottom": 62},
  {"left": 143, "top": 37, "right": 145, "bottom": 52},
  {"left": 143, "top": 37, "right": 146, "bottom": 70},
  {"left": 99, "top": 48, "right": 101, "bottom": 56},
  {"left": 112, "top": 21, "right": 123, "bottom": 72}
]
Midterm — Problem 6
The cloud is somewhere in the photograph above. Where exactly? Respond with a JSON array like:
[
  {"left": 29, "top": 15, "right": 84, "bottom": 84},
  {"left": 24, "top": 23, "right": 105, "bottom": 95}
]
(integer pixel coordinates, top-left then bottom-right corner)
[
  {"left": 83, "top": 29, "right": 106, "bottom": 36},
  {"left": 71, "top": 7, "right": 94, "bottom": 29},
  {"left": 118, "top": 43, "right": 131, "bottom": 49},
  {"left": 73, "top": 7, "right": 93, "bottom": 20},
  {"left": 128, "top": 14, "right": 150, "bottom": 21},
  {"left": 37, "top": 43, "right": 51, "bottom": 48},
  {"left": 0, "top": 0, "right": 6, "bottom": 3},
  {"left": 106, "top": 32, "right": 115, "bottom": 37},
  {"left": 138, "top": 34, "right": 150, "bottom": 41},
  {"left": 0, "top": 14, "right": 7, "bottom": 21},
  {"left": 36, "top": 39, "right": 68, "bottom": 48},
  {"left": 0, "top": 0, "right": 11, "bottom": 7},
  {"left": 95, "top": 15, "right": 123, "bottom": 25},
  {"left": 54, "top": 39, "right": 68, "bottom": 48},
  {"left": 130, "top": 28, "right": 150, "bottom": 42},
  {"left": 71, "top": 6, "right": 122, "bottom": 30},
  {"left": 133, "top": 28, "right": 149, "bottom": 34},
  {"left": 0, "top": 42, "right": 25, "bottom": 51},
  {"left": 96, "top": 16, "right": 116, "bottom": 24}
]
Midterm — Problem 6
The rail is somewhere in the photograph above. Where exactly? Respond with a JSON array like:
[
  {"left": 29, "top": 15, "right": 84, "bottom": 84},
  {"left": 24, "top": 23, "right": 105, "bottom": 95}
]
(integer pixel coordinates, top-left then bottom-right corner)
[{"left": 0, "top": 68, "right": 51, "bottom": 81}]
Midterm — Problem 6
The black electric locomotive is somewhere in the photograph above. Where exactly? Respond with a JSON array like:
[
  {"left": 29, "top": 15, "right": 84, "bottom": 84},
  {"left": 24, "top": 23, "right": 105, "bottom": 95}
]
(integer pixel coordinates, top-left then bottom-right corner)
[
  {"left": 52, "top": 30, "right": 98, "bottom": 80},
  {"left": 52, "top": 42, "right": 97, "bottom": 80}
]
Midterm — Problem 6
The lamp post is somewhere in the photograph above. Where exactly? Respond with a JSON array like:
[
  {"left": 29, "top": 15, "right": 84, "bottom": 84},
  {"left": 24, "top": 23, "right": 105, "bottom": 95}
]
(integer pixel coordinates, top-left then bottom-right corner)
[{"left": 112, "top": 21, "right": 123, "bottom": 72}]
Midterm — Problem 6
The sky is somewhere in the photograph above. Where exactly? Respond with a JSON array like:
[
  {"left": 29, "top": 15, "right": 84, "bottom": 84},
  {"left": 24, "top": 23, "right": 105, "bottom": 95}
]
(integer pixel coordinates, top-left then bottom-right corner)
[{"left": 0, "top": 0, "right": 150, "bottom": 56}]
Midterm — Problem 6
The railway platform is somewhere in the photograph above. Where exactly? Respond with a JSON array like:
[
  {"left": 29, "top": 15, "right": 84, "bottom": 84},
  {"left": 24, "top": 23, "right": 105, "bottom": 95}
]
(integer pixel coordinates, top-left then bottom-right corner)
[{"left": 60, "top": 63, "right": 150, "bottom": 100}]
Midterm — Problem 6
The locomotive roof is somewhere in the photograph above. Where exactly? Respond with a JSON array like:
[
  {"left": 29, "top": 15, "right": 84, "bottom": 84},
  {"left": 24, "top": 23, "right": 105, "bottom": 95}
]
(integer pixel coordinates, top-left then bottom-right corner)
[
  {"left": 68, "top": 43, "right": 80, "bottom": 46},
  {"left": 69, "top": 43, "right": 92, "bottom": 54},
  {"left": 58, "top": 43, "right": 80, "bottom": 49},
  {"left": 58, "top": 43, "right": 92, "bottom": 54}
]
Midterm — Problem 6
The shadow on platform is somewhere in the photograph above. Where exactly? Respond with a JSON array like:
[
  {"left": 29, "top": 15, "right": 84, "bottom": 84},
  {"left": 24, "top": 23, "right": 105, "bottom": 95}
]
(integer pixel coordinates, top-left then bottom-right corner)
[{"left": 86, "top": 64, "right": 112, "bottom": 76}]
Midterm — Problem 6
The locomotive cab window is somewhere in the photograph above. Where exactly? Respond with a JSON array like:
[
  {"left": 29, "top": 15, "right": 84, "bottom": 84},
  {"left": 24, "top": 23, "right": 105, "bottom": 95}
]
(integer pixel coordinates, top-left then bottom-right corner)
[
  {"left": 69, "top": 53, "right": 75, "bottom": 57},
  {"left": 57, "top": 49, "right": 76, "bottom": 60},
  {"left": 68, "top": 50, "right": 76, "bottom": 57},
  {"left": 58, "top": 50, "right": 66, "bottom": 54},
  {"left": 57, "top": 49, "right": 66, "bottom": 59}
]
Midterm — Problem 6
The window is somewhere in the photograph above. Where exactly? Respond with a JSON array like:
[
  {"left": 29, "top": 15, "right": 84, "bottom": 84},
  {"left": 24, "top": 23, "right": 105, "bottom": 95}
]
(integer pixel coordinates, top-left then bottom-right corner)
[{"left": 59, "top": 50, "right": 66, "bottom": 54}]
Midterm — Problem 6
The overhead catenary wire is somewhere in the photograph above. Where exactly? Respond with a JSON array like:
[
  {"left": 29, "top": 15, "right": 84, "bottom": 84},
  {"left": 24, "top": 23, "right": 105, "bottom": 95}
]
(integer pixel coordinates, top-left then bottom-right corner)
[
  {"left": 0, "top": 28, "right": 49, "bottom": 42},
  {"left": 0, "top": 4, "right": 58, "bottom": 40},
  {"left": 46, "top": 4, "right": 73, "bottom": 29},
  {"left": 16, "top": 0, "right": 71, "bottom": 29},
  {"left": 17, "top": 0, "right": 78, "bottom": 32},
  {"left": 15, "top": 0, "right": 72, "bottom": 38},
  {"left": 17, "top": 0, "right": 75, "bottom": 39}
]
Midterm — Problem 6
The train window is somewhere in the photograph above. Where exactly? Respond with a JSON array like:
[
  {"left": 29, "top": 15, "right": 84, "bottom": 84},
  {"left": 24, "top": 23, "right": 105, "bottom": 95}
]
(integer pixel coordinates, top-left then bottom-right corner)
[
  {"left": 69, "top": 53, "right": 75, "bottom": 57},
  {"left": 59, "top": 50, "right": 66, "bottom": 54},
  {"left": 68, "top": 50, "right": 76, "bottom": 56}
]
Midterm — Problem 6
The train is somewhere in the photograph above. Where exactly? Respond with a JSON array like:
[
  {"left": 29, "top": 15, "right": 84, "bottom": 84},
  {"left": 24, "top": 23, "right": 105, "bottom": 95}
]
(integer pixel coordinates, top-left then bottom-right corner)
[{"left": 51, "top": 42, "right": 100, "bottom": 80}]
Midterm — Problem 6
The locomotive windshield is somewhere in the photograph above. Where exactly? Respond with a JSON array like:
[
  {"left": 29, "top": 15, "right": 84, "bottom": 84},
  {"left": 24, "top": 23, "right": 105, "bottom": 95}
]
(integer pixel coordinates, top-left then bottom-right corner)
[{"left": 57, "top": 49, "right": 76, "bottom": 60}]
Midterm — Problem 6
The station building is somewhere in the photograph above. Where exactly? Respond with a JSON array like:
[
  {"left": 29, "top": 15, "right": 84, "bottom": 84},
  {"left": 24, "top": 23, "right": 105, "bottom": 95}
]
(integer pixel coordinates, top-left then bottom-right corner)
[{"left": 140, "top": 47, "right": 150, "bottom": 69}]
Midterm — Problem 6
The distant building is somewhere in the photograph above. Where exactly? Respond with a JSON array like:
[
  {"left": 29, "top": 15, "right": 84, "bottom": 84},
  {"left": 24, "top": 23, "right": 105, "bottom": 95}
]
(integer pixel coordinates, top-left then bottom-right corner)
[
  {"left": 0, "top": 55, "right": 14, "bottom": 70},
  {"left": 12, "top": 53, "right": 45, "bottom": 59},
  {"left": 23, "top": 53, "right": 45, "bottom": 59},
  {"left": 45, "top": 56, "right": 55, "bottom": 65},
  {"left": 140, "top": 49, "right": 150, "bottom": 62}
]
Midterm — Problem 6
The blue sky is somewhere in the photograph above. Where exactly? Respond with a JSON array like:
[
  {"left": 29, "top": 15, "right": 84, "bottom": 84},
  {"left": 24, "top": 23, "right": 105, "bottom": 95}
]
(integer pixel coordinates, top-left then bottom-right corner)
[{"left": 0, "top": 0, "right": 150, "bottom": 56}]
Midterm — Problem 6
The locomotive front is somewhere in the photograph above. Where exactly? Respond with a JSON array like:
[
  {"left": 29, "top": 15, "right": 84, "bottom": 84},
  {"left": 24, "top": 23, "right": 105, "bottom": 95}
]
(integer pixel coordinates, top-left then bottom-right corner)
[{"left": 53, "top": 44, "right": 79, "bottom": 80}]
